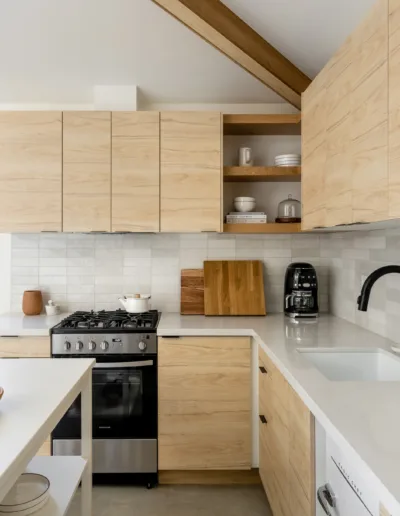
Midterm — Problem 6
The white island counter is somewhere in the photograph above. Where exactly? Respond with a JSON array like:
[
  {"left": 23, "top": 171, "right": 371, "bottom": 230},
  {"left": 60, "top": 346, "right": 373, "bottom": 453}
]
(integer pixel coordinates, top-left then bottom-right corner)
[{"left": 0, "top": 359, "right": 94, "bottom": 515}]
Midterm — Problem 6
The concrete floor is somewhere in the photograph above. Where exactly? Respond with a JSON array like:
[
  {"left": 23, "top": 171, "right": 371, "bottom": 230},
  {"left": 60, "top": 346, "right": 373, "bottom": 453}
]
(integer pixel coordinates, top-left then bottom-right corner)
[{"left": 68, "top": 485, "right": 272, "bottom": 516}]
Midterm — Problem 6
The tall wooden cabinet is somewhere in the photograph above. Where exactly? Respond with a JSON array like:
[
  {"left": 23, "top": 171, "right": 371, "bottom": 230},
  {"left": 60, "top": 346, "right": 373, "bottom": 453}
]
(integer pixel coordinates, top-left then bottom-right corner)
[
  {"left": 63, "top": 111, "right": 111, "bottom": 232},
  {"left": 160, "top": 112, "right": 222, "bottom": 232},
  {"left": 112, "top": 112, "right": 160, "bottom": 232},
  {"left": 158, "top": 336, "right": 251, "bottom": 470},
  {"left": 259, "top": 347, "right": 315, "bottom": 516},
  {"left": 0, "top": 112, "right": 62, "bottom": 232},
  {"left": 302, "top": 0, "right": 390, "bottom": 230}
]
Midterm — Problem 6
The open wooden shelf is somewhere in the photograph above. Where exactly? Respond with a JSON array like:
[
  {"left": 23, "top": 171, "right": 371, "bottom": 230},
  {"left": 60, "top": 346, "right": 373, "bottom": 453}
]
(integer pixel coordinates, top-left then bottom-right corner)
[
  {"left": 223, "top": 114, "right": 301, "bottom": 135},
  {"left": 223, "top": 223, "right": 301, "bottom": 234},
  {"left": 224, "top": 166, "right": 301, "bottom": 182}
]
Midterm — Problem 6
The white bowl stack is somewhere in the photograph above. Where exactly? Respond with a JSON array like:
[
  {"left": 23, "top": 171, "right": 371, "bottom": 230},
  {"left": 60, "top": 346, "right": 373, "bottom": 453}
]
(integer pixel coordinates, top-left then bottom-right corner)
[{"left": 274, "top": 154, "right": 301, "bottom": 167}]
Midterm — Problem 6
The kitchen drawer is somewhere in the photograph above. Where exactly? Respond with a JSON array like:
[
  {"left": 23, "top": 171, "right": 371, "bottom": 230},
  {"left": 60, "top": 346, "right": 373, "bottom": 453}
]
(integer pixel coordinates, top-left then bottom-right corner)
[
  {"left": 259, "top": 347, "right": 276, "bottom": 377},
  {"left": 0, "top": 337, "right": 50, "bottom": 358}
]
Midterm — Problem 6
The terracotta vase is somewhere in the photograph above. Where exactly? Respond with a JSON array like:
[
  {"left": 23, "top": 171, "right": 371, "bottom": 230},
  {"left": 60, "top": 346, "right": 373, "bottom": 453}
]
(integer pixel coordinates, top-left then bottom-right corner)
[{"left": 22, "top": 290, "right": 43, "bottom": 316}]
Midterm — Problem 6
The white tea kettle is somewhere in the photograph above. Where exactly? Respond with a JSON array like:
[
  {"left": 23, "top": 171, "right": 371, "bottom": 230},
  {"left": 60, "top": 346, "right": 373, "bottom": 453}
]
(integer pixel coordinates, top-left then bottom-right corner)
[{"left": 119, "top": 294, "right": 151, "bottom": 313}]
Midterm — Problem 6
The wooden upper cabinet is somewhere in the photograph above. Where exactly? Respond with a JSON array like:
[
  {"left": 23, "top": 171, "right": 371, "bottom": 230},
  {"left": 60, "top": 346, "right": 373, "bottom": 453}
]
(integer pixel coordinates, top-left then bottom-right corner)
[
  {"left": 301, "top": 82, "right": 327, "bottom": 231},
  {"left": 324, "top": 38, "right": 353, "bottom": 227},
  {"left": 63, "top": 112, "right": 111, "bottom": 232},
  {"left": 302, "top": 0, "right": 389, "bottom": 229},
  {"left": 112, "top": 112, "right": 160, "bottom": 232},
  {"left": 0, "top": 112, "right": 62, "bottom": 232},
  {"left": 351, "top": 0, "right": 389, "bottom": 223},
  {"left": 389, "top": 0, "right": 400, "bottom": 218},
  {"left": 160, "top": 112, "right": 222, "bottom": 232}
]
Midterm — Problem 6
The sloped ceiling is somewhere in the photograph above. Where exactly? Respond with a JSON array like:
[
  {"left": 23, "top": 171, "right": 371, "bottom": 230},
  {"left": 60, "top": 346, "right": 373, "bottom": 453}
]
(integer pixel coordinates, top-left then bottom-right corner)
[{"left": 0, "top": 0, "right": 376, "bottom": 104}]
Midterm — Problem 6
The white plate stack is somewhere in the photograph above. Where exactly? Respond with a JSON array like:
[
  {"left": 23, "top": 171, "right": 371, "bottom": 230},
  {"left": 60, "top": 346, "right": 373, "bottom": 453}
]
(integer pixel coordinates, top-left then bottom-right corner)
[
  {"left": 274, "top": 154, "right": 301, "bottom": 167},
  {"left": 0, "top": 474, "right": 50, "bottom": 515}
]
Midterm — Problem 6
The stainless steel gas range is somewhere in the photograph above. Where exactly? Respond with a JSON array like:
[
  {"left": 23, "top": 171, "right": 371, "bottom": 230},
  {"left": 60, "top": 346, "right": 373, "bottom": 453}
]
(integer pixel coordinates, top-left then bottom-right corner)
[{"left": 50, "top": 309, "right": 160, "bottom": 488}]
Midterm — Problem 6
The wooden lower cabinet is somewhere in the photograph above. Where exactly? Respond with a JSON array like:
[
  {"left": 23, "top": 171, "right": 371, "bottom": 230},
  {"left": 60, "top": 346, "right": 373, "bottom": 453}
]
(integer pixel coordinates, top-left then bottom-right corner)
[
  {"left": 158, "top": 336, "right": 251, "bottom": 470},
  {"left": 37, "top": 439, "right": 51, "bottom": 456},
  {"left": 259, "top": 347, "right": 315, "bottom": 516},
  {"left": 0, "top": 336, "right": 50, "bottom": 358}
]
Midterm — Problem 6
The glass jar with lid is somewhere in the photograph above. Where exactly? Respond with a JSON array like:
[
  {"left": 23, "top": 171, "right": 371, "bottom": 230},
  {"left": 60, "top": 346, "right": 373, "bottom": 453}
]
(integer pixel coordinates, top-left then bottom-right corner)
[{"left": 276, "top": 194, "right": 301, "bottom": 223}]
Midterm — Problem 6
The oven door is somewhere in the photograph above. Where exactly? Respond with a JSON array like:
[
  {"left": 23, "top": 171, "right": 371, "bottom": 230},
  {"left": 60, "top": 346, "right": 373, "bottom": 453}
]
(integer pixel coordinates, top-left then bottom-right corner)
[{"left": 52, "top": 354, "right": 157, "bottom": 440}]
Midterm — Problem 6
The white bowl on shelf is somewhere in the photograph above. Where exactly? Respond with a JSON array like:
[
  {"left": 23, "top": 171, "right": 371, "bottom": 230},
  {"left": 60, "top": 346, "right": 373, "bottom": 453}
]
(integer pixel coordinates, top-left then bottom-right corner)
[{"left": 234, "top": 197, "right": 256, "bottom": 212}]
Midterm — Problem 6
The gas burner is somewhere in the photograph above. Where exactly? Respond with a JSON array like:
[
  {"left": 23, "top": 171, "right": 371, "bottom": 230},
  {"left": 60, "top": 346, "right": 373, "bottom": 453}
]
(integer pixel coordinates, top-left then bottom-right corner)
[{"left": 52, "top": 309, "right": 160, "bottom": 334}]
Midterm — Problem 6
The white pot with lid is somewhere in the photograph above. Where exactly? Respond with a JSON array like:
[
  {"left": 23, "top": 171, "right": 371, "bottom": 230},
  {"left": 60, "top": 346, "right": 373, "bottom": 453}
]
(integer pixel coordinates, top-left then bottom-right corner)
[{"left": 118, "top": 294, "right": 151, "bottom": 313}]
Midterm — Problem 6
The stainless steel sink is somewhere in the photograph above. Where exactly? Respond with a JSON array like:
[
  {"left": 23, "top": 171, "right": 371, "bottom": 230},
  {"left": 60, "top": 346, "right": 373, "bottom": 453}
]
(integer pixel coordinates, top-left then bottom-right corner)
[{"left": 297, "top": 348, "right": 400, "bottom": 381}]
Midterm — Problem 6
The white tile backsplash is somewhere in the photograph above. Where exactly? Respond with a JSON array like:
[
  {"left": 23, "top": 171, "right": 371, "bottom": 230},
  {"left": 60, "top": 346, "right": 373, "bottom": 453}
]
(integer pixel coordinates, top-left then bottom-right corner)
[
  {"left": 323, "top": 227, "right": 400, "bottom": 344},
  {"left": 11, "top": 233, "right": 329, "bottom": 313}
]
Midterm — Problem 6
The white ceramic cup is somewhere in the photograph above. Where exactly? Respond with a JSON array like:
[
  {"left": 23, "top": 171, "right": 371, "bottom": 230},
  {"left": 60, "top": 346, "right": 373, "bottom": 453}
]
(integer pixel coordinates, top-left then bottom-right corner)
[{"left": 238, "top": 147, "right": 253, "bottom": 167}]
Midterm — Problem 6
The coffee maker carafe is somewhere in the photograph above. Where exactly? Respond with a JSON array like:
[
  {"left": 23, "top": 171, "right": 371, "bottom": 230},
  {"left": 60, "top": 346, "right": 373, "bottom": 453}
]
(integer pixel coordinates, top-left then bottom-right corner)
[{"left": 284, "top": 262, "right": 318, "bottom": 318}]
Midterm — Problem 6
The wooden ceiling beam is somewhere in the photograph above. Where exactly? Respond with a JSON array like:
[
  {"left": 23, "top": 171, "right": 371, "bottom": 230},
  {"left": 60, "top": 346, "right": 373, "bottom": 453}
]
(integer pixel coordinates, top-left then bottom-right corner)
[{"left": 151, "top": 0, "right": 311, "bottom": 108}]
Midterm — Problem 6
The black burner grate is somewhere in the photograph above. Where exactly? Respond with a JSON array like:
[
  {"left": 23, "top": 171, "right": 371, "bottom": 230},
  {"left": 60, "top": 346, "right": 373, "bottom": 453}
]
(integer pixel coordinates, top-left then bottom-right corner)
[{"left": 55, "top": 309, "right": 159, "bottom": 331}]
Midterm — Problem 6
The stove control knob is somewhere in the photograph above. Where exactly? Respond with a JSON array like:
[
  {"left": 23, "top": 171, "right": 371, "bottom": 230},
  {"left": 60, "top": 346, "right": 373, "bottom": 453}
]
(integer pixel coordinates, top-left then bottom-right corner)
[
  {"left": 64, "top": 341, "right": 71, "bottom": 351},
  {"left": 75, "top": 340, "right": 83, "bottom": 351},
  {"left": 88, "top": 340, "right": 96, "bottom": 351},
  {"left": 138, "top": 341, "right": 147, "bottom": 351},
  {"left": 100, "top": 340, "right": 109, "bottom": 351}
]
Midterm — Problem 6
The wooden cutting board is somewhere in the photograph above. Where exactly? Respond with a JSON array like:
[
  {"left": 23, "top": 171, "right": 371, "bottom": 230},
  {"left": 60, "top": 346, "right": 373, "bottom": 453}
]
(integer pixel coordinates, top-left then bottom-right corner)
[
  {"left": 180, "top": 269, "right": 205, "bottom": 315},
  {"left": 204, "top": 260, "right": 266, "bottom": 316}
]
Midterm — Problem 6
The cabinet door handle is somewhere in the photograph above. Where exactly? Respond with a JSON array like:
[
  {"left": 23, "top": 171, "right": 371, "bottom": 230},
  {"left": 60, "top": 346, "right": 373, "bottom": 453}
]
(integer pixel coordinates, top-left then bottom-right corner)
[
  {"left": 259, "top": 415, "right": 267, "bottom": 424},
  {"left": 259, "top": 366, "right": 267, "bottom": 374}
]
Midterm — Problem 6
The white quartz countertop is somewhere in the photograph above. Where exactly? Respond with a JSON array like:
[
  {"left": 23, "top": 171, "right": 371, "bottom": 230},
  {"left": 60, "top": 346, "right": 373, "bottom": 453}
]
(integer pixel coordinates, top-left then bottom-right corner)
[
  {"left": 0, "top": 358, "right": 94, "bottom": 501},
  {"left": 158, "top": 313, "right": 400, "bottom": 512},
  {"left": 0, "top": 313, "right": 67, "bottom": 336}
]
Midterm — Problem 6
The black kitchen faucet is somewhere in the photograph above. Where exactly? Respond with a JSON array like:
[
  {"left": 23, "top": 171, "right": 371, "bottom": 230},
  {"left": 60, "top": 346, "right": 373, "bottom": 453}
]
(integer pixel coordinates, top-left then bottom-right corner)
[{"left": 357, "top": 265, "right": 400, "bottom": 311}]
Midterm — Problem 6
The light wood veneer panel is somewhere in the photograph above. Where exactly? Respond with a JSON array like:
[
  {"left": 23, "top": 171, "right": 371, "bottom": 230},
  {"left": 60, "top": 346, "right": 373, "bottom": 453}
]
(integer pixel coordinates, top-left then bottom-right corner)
[
  {"left": 258, "top": 346, "right": 315, "bottom": 516},
  {"left": 351, "top": 1, "right": 389, "bottom": 223},
  {"left": 0, "top": 112, "right": 62, "bottom": 232},
  {"left": 158, "top": 336, "right": 251, "bottom": 470},
  {"left": 160, "top": 111, "right": 222, "bottom": 232},
  {"left": 37, "top": 439, "right": 51, "bottom": 456},
  {"left": 63, "top": 112, "right": 111, "bottom": 232},
  {"left": 324, "top": 35, "right": 353, "bottom": 227},
  {"left": 0, "top": 337, "right": 50, "bottom": 358},
  {"left": 112, "top": 112, "right": 160, "bottom": 232},
  {"left": 389, "top": 0, "right": 400, "bottom": 217},
  {"left": 301, "top": 82, "right": 327, "bottom": 230}
]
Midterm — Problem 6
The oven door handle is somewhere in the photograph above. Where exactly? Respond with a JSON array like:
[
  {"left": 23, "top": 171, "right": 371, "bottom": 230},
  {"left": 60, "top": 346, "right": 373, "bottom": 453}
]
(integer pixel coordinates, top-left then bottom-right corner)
[{"left": 94, "top": 360, "right": 154, "bottom": 369}]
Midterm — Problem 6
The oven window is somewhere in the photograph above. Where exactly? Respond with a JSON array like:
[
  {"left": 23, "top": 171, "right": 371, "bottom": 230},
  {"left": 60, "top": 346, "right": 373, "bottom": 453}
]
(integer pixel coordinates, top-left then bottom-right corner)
[
  {"left": 66, "top": 369, "right": 143, "bottom": 419},
  {"left": 92, "top": 369, "right": 143, "bottom": 418}
]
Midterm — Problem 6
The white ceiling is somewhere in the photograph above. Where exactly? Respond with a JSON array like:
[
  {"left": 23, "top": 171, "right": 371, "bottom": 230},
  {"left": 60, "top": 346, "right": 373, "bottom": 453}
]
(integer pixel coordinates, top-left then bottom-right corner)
[
  {"left": 221, "top": 0, "right": 377, "bottom": 78},
  {"left": 0, "top": 0, "right": 376, "bottom": 105}
]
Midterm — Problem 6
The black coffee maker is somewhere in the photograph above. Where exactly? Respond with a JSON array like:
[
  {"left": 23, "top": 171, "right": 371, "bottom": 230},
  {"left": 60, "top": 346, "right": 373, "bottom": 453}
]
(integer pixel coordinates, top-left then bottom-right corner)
[{"left": 284, "top": 262, "right": 318, "bottom": 318}]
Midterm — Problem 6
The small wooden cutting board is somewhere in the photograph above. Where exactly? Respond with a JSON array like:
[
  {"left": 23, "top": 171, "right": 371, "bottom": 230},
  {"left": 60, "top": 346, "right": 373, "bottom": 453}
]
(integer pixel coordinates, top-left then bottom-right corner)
[
  {"left": 180, "top": 269, "right": 205, "bottom": 315},
  {"left": 204, "top": 260, "right": 266, "bottom": 316}
]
